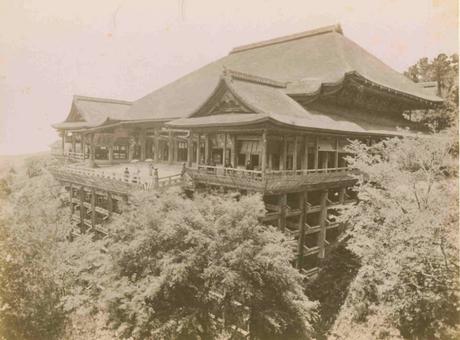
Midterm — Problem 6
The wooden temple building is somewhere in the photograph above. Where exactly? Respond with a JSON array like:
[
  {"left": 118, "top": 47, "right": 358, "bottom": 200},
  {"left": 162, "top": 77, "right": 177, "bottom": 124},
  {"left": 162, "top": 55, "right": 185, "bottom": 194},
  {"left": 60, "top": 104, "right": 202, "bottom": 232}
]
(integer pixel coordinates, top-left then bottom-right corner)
[{"left": 52, "top": 24, "right": 442, "bottom": 275}]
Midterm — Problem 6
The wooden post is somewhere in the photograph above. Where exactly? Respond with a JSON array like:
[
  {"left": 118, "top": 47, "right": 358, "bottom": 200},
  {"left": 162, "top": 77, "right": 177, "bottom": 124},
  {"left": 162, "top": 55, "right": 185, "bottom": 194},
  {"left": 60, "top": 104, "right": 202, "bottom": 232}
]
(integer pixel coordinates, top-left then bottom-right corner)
[
  {"left": 108, "top": 145, "right": 113, "bottom": 164},
  {"left": 91, "top": 188, "right": 96, "bottom": 227},
  {"left": 339, "top": 187, "right": 346, "bottom": 204},
  {"left": 318, "top": 190, "right": 328, "bottom": 259},
  {"left": 314, "top": 136, "right": 319, "bottom": 169},
  {"left": 231, "top": 135, "right": 237, "bottom": 167},
  {"left": 303, "top": 135, "right": 309, "bottom": 169},
  {"left": 204, "top": 134, "right": 210, "bottom": 164},
  {"left": 297, "top": 191, "right": 307, "bottom": 268},
  {"left": 154, "top": 168, "right": 159, "bottom": 188},
  {"left": 89, "top": 134, "right": 95, "bottom": 168},
  {"left": 334, "top": 137, "right": 339, "bottom": 169},
  {"left": 107, "top": 192, "right": 113, "bottom": 218},
  {"left": 69, "top": 184, "right": 74, "bottom": 217},
  {"left": 140, "top": 129, "right": 146, "bottom": 161},
  {"left": 71, "top": 133, "right": 76, "bottom": 153},
  {"left": 222, "top": 133, "right": 227, "bottom": 167},
  {"left": 279, "top": 193, "right": 287, "bottom": 231},
  {"left": 196, "top": 134, "right": 201, "bottom": 165},
  {"left": 187, "top": 132, "right": 193, "bottom": 167},
  {"left": 293, "top": 136, "right": 299, "bottom": 171},
  {"left": 280, "top": 136, "right": 286, "bottom": 170},
  {"left": 79, "top": 187, "right": 85, "bottom": 227},
  {"left": 81, "top": 134, "right": 86, "bottom": 158},
  {"left": 61, "top": 130, "right": 66, "bottom": 155},
  {"left": 261, "top": 130, "right": 267, "bottom": 172},
  {"left": 168, "top": 130, "right": 174, "bottom": 164},
  {"left": 154, "top": 129, "right": 159, "bottom": 163}
]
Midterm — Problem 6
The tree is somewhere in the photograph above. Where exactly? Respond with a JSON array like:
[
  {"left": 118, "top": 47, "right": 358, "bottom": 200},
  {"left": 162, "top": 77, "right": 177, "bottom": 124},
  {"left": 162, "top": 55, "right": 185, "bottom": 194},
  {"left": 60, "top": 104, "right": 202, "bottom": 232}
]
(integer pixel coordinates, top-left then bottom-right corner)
[
  {"left": 0, "top": 159, "right": 71, "bottom": 340},
  {"left": 330, "top": 130, "right": 459, "bottom": 339},
  {"left": 63, "top": 189, "right": 318, "bottom": 340}
]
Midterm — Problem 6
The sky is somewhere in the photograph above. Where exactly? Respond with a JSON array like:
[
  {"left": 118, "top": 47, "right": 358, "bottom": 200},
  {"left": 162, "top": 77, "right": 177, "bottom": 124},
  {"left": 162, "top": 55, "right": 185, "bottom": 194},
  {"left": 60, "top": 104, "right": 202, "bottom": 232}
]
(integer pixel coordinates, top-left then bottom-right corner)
[{"left": 0, "top": 0, "right": 458, "bottom": 155}]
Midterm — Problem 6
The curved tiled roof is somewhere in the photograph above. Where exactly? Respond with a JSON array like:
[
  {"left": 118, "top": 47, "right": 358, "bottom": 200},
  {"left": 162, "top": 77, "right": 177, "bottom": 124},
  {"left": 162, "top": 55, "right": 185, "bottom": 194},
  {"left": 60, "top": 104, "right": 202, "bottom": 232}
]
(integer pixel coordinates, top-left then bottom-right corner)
[
  {"left": 127, "top": 24, "right": 441, "bottom": 121},
  {"left": 53, "top": 96, "right": 132, "bottom": 130},
  {"left": 168, "top": 74, "right": 424, "bottom": 137}
]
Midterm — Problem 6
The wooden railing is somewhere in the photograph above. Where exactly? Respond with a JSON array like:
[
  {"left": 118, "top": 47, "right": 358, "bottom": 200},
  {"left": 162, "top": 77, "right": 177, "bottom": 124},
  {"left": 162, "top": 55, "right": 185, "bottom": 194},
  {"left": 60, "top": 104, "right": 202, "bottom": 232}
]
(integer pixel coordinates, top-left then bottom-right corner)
[
  {"left": 49, "top": 165, "right": 183, "bottom": 194},
  {"left": 64, "top": 151, "right": 85, "bottom": 161},
  {"left": 187, "top": 165, "right": 356, "bottom": 192}
]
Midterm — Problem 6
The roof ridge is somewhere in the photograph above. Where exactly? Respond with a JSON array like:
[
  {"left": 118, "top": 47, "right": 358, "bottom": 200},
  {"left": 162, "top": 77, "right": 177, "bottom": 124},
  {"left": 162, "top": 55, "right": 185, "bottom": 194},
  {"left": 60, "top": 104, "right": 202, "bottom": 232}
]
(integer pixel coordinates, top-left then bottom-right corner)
[
  {"left": 73, "top": 95, "right": 132, "bottom": 105},
  {"left": 222, "top": 68, "right": 287, "bottom": 88},
  {"left": 229, "top": 24, "right": 343, "bottom": 54}
]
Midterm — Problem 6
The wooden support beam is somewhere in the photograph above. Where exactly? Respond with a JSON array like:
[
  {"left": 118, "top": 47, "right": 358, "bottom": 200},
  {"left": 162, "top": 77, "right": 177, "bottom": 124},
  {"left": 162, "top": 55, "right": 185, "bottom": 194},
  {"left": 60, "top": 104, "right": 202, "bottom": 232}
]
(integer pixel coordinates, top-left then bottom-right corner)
[
  {"left": 196, "top": 133, "right": 201, "bottom": 165},
  {"left": 280, "top": 136, "right": 287, "bottom": 170},
  {"left": 187, "top": 133, "right": 193, "bottom": 167},
  {"left": 261, "top": 129, "right": 267, "bottom": 172},
  {"left": 318, "top": 190, "right": 328, "bottom": 259},
  {"left": 107, "top": 192, "right": 113, "bottom": 217},
  {"left": 79, "top": 187, "right": 85, "bottom": 227},
  {"left": 314, "top": 136, "right": 319, "bottom": 169},
  {"left": 334, "top": 137, "right": 339, "bottom": 168},
  {"left": 88, "top": 134, "right": 95, "bottom": 168},
  {"left": 231, "top": 135, "right": 237, "bottom": 167},
  {"left": 302, "top": 135, "right": 308, "bottom": 169},
  {"left": 293, "top": 136, "right": 299, "bottom": 170},
  {"left": 91, "top": 188, "right": 96, "bottom": 227},
  {"left": 153, "top": 129, "right": 159, "bottom": 162},
  {"left": 140, "top": 129, "right": 147, "bottom": 161},
  {"left": 61, "top": 130, "right": 66, "bottom": 155},
  {"left": 204, "top": 134, "right": 210, "bottom": 164},
  {"left": 279, "top": 193, "right": 287, "bottom": 232},
  {"left": 168, "top": 130, "right": 174, "bottom": 164},
  {"left": 297, "top": 191, "right": 307, "bottom": 268},
  {"left": 339, "top": 187, "right": 346, "bottom": 204},
  {"left": 69, "top": 184, "right": 74, "bottom": 217},
  {"left": 223, "top": 133, "right": 228, "bottom": 167},
  {"left": 108, "top": 145, "right": 113, "bottom": 164}
]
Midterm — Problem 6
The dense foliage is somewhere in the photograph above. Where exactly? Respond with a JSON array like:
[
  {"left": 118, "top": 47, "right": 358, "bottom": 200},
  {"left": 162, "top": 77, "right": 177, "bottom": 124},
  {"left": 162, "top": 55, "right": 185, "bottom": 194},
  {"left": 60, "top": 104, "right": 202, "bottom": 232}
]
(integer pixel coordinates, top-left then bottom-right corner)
[
  {"left": 62, "top": 190, "right": 318, "bottom": 339},
  {"left": 0, "top": 163, "right": 70, "bottom": 340},
  {"left": 404, "top": 53, "right": 458, "bottom": 130},
  {"left": 330, "top": 129, "right": 460, "bottom": 339}
]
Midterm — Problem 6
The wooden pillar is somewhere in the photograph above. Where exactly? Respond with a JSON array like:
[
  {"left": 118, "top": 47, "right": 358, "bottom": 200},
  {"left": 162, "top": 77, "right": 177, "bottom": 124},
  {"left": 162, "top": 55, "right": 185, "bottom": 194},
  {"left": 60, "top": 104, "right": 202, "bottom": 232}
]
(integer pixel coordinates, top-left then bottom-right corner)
[
  {"left": 108, "top": 145, "right": 113, "bottom": 164},
  {"left": 280, "top": 136, "right": 287, "bottom": 170},
  {"left": 297, "top": 191, "right": 307, "bottom": 268},
  {"left": 91, "top": 188, "right": 96, "bottom": 227},
  {"left": 69, "top": 184, "right": 74, "bottom": 217},
  {"left": 303, "top": 136, "right": 309, "bottom": 169},
  {"left": 334, "top": 137, "right": 339, "bottom": 169},
  {"left": 196, "top": 134, "right": 201, "bottom": 165},
  {"left": 61, "top": 130, "right": 66, "bottom": 155},
  {"left": 71, "top": 134, "right": 76, "bottom": 152},
  {"left": 187, "top": 132, "right": 193, "bottom": 167},
  {"left": 321, "top": 152, "right": 329, "bottom": 170},
  {"left": 318, "top": 190, "right": 328, "bottom": 259},
  {"left": 81, "top": 134, "right": 86, "bottom": 158},
  {"left": 107, "top": 192, "right": 113, "bottom": 218},
  {"left": 314, "top": 136, "right": 319, "bottom": 169},
  {"left": 153, "top": 129, "right": 159, "bottom": 162},
  {"left": 293, "top": 136, "right": 299, "bottom": 170},
  {"left": 88, "top": 134, "right": 95, "bottom": 168},
  {"left": 168, "top": 130, "right": 173, "bottom": 164},
  {"left": 261, "top": 130, "right": 267, "bottom": 172},
  {"left": 204, "top": 134, "right": 210, "bottom": 164},
  {"left": 279, "top": 193, "right": 287, "bottom": 231},
  {"left": 79, "top": 187, "right": 85, "bottom": 226},
  {"left": 222, "top": 133, "right": 228, "bottom": 167},
  {"left": 140, "top": 129, "right": 146, "bottom": 161},
  {"left": 231, "top": 135, "right": 237, "bottom": 167},
  {"left": 268, "top": 153, "right": 273, "bottom": 170},
  {"left": 339, "top": 187, "right": 346, "bottom": 204}
]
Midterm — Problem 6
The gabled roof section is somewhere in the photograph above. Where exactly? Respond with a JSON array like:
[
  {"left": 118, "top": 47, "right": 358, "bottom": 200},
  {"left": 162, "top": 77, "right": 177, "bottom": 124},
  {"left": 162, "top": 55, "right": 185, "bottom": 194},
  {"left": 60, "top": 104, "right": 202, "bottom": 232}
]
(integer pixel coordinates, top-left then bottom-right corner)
[
  {"left": 52, "top": 95, "right": 132, "bottom": 130},
  {"left": 128, "top": 24, "right": 442, "bottom": 122},
  {"left": 168, "top": 70, "right": 425, "bottom": 137}
]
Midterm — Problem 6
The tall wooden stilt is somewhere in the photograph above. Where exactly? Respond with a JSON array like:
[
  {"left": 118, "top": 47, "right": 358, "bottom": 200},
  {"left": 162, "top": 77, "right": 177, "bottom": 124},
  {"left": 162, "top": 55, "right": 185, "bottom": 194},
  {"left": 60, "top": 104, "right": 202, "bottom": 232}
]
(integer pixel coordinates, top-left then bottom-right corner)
[
  {"left": 303, "top": 136, "right": 309, "bottom": 169},
  {"left": 293, "top": 136, "right": 299, "bottom": 170},
  {"left": 168, "top": 130, "right": 174, "bottom": 164},
  {"left": 91, "top": 188, "right": 96, "bottom": 227},
  {"left": 318, "top": 190, "right": 328, "bottom": 259},
  {"left": 261, "top": 130, "right": 267, "bottom": 172},
  {"left": 69, "top": 184, "right": 74, "bottom": 217},
  {"left": 187, "top": 132, "right": 193, "bottom": 167},
  {"left": 297, "top": 191, "right": 307, "bottom": 268},
  {"left": 280, "top": 136, "right": 287, "bottom": 170},
  {"left": 279, "top": 193, "right": 287, "bottom": 231},
  {"left": 196, "top": 134, "right": 201, "bottom": 165},
  {"left": 107, "top": 192, "right": 113, "bottom": 218},
  {"left": 79, "top": 187, "right": 85, "bottom": 227},
  {"left": 314, "top": 136, "right": 319, "bottom": 169}
]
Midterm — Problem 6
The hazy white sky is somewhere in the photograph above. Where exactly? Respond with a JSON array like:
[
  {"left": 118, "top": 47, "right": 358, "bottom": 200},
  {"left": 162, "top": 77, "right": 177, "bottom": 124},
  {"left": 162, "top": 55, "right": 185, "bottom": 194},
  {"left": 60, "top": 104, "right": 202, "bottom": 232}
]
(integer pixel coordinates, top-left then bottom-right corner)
[{"left": 0, "top": 0, "right": 458, "bottom": 155}]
